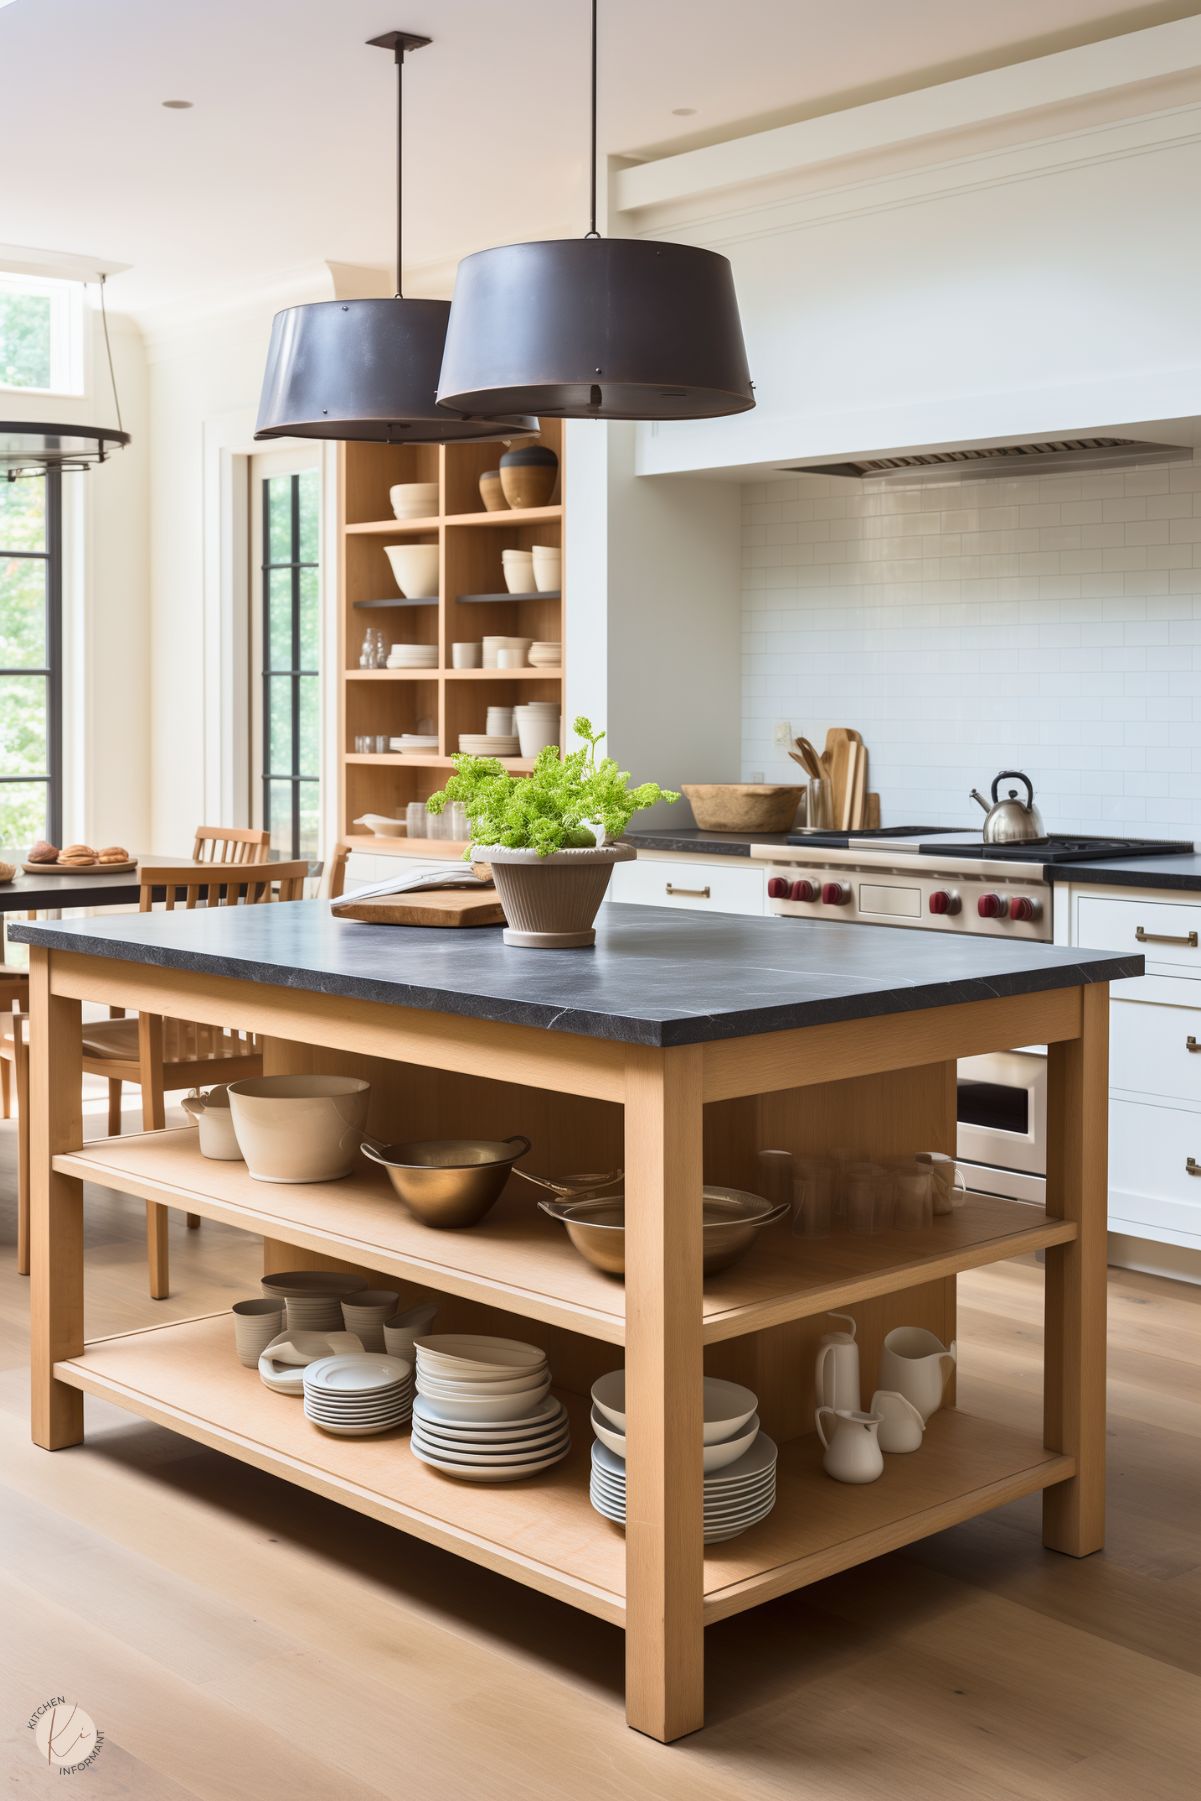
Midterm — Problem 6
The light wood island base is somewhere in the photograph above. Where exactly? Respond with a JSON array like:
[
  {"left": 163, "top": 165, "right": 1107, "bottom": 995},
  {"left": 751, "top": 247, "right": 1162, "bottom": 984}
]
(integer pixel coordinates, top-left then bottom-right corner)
[{"left": 28, "top": 941, "right": 1111, "bottom": 1743}]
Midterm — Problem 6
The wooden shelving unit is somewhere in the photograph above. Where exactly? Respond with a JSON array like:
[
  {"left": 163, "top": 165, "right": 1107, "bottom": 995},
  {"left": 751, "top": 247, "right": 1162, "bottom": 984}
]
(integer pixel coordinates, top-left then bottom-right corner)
[{"left": 339, "top": 423, "right": 564, "bottom": 858}]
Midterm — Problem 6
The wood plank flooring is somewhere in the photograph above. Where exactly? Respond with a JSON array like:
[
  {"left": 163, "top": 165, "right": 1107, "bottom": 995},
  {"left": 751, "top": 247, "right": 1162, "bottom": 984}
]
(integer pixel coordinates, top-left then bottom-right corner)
[{"left": 0, "top": 1113, "right": 1197, "bottom": 1798}]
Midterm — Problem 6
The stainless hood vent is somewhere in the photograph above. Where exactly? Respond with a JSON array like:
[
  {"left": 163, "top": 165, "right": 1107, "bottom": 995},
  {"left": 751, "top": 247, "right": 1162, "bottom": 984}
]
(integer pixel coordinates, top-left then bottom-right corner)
[{"left": 785, "top": 436, "right": 1190, "bottom": 482}]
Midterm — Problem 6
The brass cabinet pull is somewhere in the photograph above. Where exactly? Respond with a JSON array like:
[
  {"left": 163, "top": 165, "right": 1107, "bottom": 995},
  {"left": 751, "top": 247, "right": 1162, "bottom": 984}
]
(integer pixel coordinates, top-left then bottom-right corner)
[
  {"left": 1135, "top": 925, "right": 1198, "bottom": 948},
  {"left": 1188, "top": 1157, "right": 1201, "bottom": 1177},
  {"left": 1187, "top": 1036, "right": 1200, "bottom": 1053},
  {"left": 665, "top": 883, "right": 710, "bottom": 900}
]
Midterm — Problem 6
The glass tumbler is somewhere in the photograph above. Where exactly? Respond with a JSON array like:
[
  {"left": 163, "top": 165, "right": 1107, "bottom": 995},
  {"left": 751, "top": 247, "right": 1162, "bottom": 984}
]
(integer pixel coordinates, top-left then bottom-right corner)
[
  {"left": 892, "top": 1165, "right": 934, "bottom": 1231},
  {"left": 846, "top": 1163, "right": 890, "bottom": 1234}
]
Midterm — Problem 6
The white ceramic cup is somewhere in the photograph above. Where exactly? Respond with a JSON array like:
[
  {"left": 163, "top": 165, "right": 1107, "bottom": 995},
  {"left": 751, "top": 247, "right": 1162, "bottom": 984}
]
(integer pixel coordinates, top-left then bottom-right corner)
[
  {"left": 233, "top": 1298, "right": 285, "bottom": 1368},
  {"left": 452, "top": 641, "right": 482, "bottom": 668},
  {"left": 341, "top": 1290, "right": 401, "bottom": 1353}
]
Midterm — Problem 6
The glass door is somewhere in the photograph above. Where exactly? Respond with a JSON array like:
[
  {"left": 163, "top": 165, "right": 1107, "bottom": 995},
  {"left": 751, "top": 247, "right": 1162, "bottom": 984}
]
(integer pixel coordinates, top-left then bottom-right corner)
[{"left": 249, "top": 451, "right": 320, "bottom": 856}]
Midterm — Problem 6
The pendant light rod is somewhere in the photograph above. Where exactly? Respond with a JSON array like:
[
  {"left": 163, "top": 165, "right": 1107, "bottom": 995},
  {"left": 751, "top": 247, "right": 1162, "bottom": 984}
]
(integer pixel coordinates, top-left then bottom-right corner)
[
  {"left": 587, "top": 0, "right": 599, "bottom": 238},
  {"left": 366, "top": 30, "right": 431, "bottom": 299}
]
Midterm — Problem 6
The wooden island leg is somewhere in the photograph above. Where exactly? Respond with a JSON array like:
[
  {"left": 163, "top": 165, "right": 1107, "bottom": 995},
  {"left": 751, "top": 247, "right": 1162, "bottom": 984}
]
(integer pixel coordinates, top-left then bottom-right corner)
[
  {"left": 623, "top": 1043, "right": 705, "bottom": 1742},
  {"left": 1043, "top": 982, "right": 1109, "bottom": 1555},
  {"left": 29, "top": 948, "right": 85, "bottom": 1450}
]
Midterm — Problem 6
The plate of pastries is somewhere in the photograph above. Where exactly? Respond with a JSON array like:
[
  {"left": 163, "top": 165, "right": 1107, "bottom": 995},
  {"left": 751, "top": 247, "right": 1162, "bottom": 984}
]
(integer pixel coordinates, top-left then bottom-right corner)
[{"left": 23, "top": 841, "right": 136, "bottom": 875}]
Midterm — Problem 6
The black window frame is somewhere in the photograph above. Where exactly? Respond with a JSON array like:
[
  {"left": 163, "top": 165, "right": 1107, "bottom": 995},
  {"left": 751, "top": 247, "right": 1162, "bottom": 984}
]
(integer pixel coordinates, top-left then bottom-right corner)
[
  {"left": 0, "top": 467, "right": 63, "bottom": 846},
  {"left": 260, "top": 470, "right": 319, "bottom": 859}
]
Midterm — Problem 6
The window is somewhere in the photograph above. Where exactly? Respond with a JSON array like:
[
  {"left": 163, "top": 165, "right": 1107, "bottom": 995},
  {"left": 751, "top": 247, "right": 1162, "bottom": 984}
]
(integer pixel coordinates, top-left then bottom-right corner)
[
  {"left": 258, "top": 467, "right": 320, "bottom": 857},
  {"left": 0, "top": 273, "right": 84, "bottom": 395},
  {"left": 0, "top": 473, "right": 62, "bottom": 846}
]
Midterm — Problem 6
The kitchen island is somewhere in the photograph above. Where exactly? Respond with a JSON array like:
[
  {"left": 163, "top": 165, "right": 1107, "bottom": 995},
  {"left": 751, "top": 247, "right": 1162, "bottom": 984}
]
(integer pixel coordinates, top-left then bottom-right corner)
[{"left": 15, "top": 901, "right": 1140, "bottom": 1743}]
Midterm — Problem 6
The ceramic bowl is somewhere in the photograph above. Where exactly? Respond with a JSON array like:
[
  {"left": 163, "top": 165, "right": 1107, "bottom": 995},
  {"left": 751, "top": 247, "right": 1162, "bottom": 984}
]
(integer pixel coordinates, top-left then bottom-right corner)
[
  {"left": 590, "top": 1403, "right": 761, "bottom": 1473},
  {"left": 681, "top": 783, "right": 805, "bottom": 833},
  {"left": 591, "top": 1371, "right": 758, "bottom": 1444},
  {"left": 228, "top": 1075, "right": 371, "bottom": 1183},
  {"left": 530, "top": 545, "right": 561, "bottom": 592},
  {"left": 181, "top": 1085, "right": 242, "bottom": 1160},
  {"left": 540, "top": 1184, "right": 788, "bottom": 1277},
  {"left": 384, "top": 543, "right": 439, "bottom": 599},
  {"left": 478, "top": 470, "right": 508, "bottom": 512},
  {"left": 415, "top": 1333, "right": 546, "bottom": 1372},
  {"left": 411, "top": 1387, "right": 551, "bottom": 1424},
  {"left": 389, "top": 482, "right": 438, "bottom": 521},
  {"left": 500, "top": 550, "right": 534, "bottom": 594},
  {"left": 499, "top": 444, "right": 558, "bottom": 509},
  {"left": 362, "top": 1136, "right": 531, "bottom": 1227}
]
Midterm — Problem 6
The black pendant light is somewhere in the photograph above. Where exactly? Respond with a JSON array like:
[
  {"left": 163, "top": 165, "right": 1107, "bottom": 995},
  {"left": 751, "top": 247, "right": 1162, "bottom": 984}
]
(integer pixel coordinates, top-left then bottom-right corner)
[
  {"left": 437, "top": 0, "right": 755, "bottom": 422},
  {"left": 3, "top": 275, "right": 130, "bottom": 480},
  {"left": 255, "top": 31, "right": 536, "bottom": 444}
]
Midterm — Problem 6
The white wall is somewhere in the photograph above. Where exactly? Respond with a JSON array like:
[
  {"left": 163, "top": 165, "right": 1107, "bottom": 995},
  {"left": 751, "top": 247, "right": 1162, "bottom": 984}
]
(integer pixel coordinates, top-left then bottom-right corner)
[
  {"left": 742, "top": 457, "right": 1201, "bottom": 840},
  {"left": 2, "top": 300, "right": 151, "bottom": 849}
]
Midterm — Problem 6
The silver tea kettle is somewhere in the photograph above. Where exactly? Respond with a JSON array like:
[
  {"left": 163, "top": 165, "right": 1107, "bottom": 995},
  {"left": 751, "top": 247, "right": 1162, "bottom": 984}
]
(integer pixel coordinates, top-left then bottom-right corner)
[{"left": 970, "top": 770, "right": 1046, "bottom": 845}]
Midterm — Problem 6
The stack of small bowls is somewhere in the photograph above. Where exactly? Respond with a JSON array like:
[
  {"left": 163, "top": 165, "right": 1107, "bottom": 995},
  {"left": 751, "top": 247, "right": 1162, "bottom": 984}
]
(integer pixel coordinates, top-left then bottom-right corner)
[
  {"left": 389, "top": 481, "right": 438, "bottom": 521},
  {"left": 514, "top": 703, "right": 561, "bottom": 758},
  {"left": 530, "top": 544, "right": 560, "bottom": 592},
  {"left": 589, "top": 1371, "right": 778, "bottom": 1542},
  {"left": 261, "top": 1270, "right": 368, "bottom": 1334},
  {"left": 409, "top": 1334, "right": 570, "bottom": 1482},
  {"left": 528, "top": 641, "right": 561, "bottom": 668},
  {"left": 302, "top": 1352, "right": 414, "bottom": 1438},
  {"left": 500, "top": 548, "right": 534, "bottom": 593},
  {"left": 482, "top": 635, "right": 533, "bottom": 668}
]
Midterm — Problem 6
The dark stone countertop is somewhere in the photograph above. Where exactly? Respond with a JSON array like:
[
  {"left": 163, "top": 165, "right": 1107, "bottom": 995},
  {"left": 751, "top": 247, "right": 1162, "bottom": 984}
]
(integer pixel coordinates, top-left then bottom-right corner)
[
  {"left": 1048, "top": 853, "right": 1201, "bottom": 893},
  {"left": 10, "top": 899, "right": 1142, "bottom": 1049},
  {"left": 625, "top": 829, "right": 789, "bottom": 858}
]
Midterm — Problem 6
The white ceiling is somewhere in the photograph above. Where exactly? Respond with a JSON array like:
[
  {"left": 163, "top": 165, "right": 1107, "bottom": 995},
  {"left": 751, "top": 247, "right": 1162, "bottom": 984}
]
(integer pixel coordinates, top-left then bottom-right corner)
[{"left": 2, "top": 0, "right": 1197, "bottom": 321}]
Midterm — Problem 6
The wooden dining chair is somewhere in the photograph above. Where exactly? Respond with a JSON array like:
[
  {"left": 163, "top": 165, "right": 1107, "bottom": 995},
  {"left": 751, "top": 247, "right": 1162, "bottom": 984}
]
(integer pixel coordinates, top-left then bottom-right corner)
[
  {"left": 191, "top": 824, "right": 271, "bottom": 865},
  {"left": 9, "top": 858, "right": 309, "bottom": 1295}
]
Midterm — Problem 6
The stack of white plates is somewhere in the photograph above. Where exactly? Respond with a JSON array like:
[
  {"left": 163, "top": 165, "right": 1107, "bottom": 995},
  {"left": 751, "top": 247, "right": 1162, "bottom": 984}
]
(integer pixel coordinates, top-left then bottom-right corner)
[
  {"left": 262, "top": 1270, "right": 368, "bottom": 1334},
  {"left": 409, "top": 1334, "right": 570, "bottom": 1481},
  {"left": 386, "top": 643, "right": 438, "bottom": 669},
  {"left": 589, "top": 1435, "right": 778, "bottom": 1541},
  {"left": 302, "top": 1353, "right": 414, "bottom": 1437},
  {"left": 459, "top": 734, "right": 519, "bottom": 756},
  {"left": 482, "top": 636, "right": 533, "bottom": 668},
  {"left": 391, "top": 733, "right": 438, "bottom": 754}
]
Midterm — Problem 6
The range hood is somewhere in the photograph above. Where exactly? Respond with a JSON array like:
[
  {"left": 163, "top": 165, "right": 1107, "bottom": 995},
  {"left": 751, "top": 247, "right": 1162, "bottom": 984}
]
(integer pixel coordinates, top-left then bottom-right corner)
[{"left": 785, "top": 435, "right": 1190, "bottom": 483}]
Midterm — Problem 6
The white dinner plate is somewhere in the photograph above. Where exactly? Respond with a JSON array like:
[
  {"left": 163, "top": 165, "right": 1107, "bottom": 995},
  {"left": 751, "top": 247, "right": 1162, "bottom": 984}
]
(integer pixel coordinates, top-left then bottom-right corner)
[
  {"left": 413, "top": 1409, "right": 566, "bottom": 1448},
  {"left": 590, "top": 1433, "right": 777, "bottom": 1488},
  {"left": 303, "top": 1354, "right": 412, "bottom": 1394},
  {"left": 411, "top": 1431, "right": 569, "bottom": 1466},
  {"left": 589, "top": 1482, "right": 775, "bottom": 1538},
  {"left": 410, "top": 1440, "right": 570, "bottom": 1482},
  {"left": 304, "top": 1397, "right": 412, "bottom": 1419},
  {"left": 306, "top": 1415, "right": 410, "bottom": 1438},
  {"left": 412, "top": 1392, "right": 564, "bottom": 1431}
]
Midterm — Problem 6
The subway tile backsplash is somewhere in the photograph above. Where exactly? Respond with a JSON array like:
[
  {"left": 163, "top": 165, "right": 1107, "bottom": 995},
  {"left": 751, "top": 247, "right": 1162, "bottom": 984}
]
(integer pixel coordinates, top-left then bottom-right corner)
[{"left": 741, "top": 458, "right": 1201, "bottom": 840}]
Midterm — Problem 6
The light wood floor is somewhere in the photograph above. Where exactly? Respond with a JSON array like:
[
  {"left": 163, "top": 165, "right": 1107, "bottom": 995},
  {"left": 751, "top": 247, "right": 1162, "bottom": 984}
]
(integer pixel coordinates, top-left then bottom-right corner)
[{"left": 0, "top": 1116, "right": 1197, "bottom": 1799}]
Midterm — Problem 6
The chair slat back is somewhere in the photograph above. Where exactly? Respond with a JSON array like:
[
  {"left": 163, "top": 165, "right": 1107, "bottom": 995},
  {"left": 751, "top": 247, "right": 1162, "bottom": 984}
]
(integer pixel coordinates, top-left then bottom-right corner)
[
  {"left": 139, "top": 860, "right": 309, "bottom": 912},
  {"left": 191, "top": 825, "right": 271, "bottom": 865}
]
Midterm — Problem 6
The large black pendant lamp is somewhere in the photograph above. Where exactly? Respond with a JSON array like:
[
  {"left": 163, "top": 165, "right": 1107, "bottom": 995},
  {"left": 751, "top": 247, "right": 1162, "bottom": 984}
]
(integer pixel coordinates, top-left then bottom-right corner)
[
  {"left": 255, "top": 31, "right": 536, "bottom": 444},
  {"left": 436, "top": 0, "right": 755, "bottom": 422}
]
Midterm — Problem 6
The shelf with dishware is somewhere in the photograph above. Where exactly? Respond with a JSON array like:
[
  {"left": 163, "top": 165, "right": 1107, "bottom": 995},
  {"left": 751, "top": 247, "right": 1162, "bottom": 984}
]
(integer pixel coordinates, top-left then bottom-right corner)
[
  {"left": 50, "top": 1308, "right": 1069, "bottom": 1629},
  {"left": 339, "top": 422, "right": 564, "bottom": 852},
  {"left": 55, "top": 1128, "right": 1077, "bottom": 1347}
]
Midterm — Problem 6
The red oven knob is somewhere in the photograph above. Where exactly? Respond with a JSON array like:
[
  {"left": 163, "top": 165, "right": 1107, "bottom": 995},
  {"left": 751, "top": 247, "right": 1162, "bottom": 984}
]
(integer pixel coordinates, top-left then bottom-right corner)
[
  {"left": 1010, "top": 895, "right": 1041, "bottom": 922},
  {"left": 977, "top": 892, "right": 1008, "bottom": 919},
  {"left": 790, "top": 879, "right": 816, "bottom": 902},
  {"left": 928, "top": 889, "right": 959, "bottom": 916},
  {"left": 821, "top": 882, "right": 850, "bottom": 906},
  {"left": 767, "top": 877, "right": 790, "bottom": 899}
]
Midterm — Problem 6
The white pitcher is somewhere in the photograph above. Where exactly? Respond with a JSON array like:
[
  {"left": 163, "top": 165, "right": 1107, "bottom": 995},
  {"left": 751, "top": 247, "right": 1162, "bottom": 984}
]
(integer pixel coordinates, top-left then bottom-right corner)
[
  {"left": 815, "top": 1406, "right": 884, "bottom": 1484},
  {"left": 870, "top": 1388, "right": 926, "bottom": 1453},
  {"left": 815, "top": 1311, "right": 860, "bottom": 1414},
  {"left": 879, "top": 1326, "right": 956, "bottom": 1422}
]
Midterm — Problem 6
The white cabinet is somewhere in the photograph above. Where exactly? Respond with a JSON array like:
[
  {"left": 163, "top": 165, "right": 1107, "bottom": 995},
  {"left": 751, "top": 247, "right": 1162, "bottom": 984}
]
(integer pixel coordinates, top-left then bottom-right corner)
[{"left": 609, "top": 854, "right": 767, "bottom": 916}]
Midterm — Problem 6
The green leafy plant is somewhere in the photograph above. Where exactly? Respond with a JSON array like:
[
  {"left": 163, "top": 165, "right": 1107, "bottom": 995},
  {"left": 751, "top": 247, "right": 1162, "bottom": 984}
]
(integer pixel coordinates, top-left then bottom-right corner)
[{"left": 427, "top": 717, "right": 679, "bottom": 857}]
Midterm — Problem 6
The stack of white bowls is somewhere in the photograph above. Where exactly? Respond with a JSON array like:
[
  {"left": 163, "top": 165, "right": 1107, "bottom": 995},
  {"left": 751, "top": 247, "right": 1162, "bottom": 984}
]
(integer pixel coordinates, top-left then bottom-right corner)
[
  {"left": 530, "top": 544, "right": 561, "bottom": 592},
  {"left": 262, "top": 1270, "right": 368, "bottom": 1334},
  {"left": 392, "top": 732, "right": 438, "bottom": 754},
  {"left": 589, "top": 1371, "right": 778, "bottom": 1542},
  {"left": 514, "top": 703, "right": 561, "bottom": 757},
  {"left": 482, "top": 635, "right": 533, "bottom": 668},
  {"left": 386, "top": 643, "right": 438, "bottom": 670},
  {"left": 460, "top": 733, "right": 519, "bottom": 756},
  {"left": 528, "top": 641, "right": 561, "bottom": 668},
  {"left": 389, "top": 481, "right": 438, "bottom": 521},
  {"left": 486, "top": 706, "right": 516, "bottom": 735},
  {"left": 500, "top": 548, "right": 534, "bottom": 593},
  {"left": 409, "top": 1334, "right": 570, "bottom": 1482},
  {"left": 303, "top": 1352, "right": 414, "bottom": 1437}
]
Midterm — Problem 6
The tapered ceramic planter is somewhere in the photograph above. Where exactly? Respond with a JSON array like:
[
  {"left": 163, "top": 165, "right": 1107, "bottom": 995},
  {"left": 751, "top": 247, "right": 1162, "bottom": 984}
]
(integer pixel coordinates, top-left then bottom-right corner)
[{"left": 474, "top": 843, "right": 636, "bottom": 947}]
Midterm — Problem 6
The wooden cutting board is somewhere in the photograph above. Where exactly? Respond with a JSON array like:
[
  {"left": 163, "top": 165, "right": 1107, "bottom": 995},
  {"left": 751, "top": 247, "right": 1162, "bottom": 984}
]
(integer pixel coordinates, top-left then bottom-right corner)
[{"left": 332, "top": 887, "right": 505, "bottom": 928}]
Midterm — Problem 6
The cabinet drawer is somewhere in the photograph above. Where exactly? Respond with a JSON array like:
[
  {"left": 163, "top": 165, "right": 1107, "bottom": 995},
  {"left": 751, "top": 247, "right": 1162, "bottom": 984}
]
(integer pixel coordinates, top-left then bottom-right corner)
[
  {"left": 1109, "top": 1095, "right": 1201, "bottom": 1245},
  {"left": 609, "top": 856, "right": 767, "bottom": 916},
  {"left": 1076, "top": 893, "right": 1201, "bottom": 976},
  {"left": 1110, "top": 999, "right": 1201, "bottom": 1103}
]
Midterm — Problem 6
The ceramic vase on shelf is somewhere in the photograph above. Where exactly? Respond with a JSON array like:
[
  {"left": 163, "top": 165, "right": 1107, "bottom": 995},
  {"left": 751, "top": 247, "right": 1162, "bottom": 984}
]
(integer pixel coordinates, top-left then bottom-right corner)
[
  {"left": 815, "top": 1311, "right": 860, "bottom": 1413},
  {"left": 878, "top": 1326, "right": 956, "bottom": 1422},
  {"left": 816, "top": 1406, "right": 884, "bottom": 1484}
]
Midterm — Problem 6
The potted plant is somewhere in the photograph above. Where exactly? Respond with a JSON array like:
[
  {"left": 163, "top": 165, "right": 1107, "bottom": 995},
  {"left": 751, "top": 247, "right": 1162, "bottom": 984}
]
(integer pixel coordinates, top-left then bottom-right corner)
[{"left": 427, "top": 718, "right": 678, "bottom": 948}]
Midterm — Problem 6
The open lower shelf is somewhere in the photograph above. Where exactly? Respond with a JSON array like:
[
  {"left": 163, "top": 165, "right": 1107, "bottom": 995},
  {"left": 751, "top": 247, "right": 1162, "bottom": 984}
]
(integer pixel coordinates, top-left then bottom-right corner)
[
  {"left": 53, "top": 1314, "right": 1072, "bottom": 1627},
  {"left": 57, "top": 1132, "right": 1077, "bottom": 1346}
]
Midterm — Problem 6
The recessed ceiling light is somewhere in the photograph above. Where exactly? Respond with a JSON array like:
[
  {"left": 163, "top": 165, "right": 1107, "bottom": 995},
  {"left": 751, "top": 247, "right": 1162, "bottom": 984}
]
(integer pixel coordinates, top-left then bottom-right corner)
[
  {"left": 671, "top": 106, "right": 696, "bottom": 116},
  {"left": 161, "top": 99, "right": 193, "bottom": 109}
]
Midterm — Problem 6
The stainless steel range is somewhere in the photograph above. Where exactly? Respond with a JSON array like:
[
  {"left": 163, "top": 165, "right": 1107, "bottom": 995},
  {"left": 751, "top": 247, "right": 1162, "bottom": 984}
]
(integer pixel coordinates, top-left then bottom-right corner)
[
  {"left": 749, "top": 825, "right": 1195, "bottom": 1203},
  {"left": 750, "top": 829, "right": 1192, "bottom": 943}
]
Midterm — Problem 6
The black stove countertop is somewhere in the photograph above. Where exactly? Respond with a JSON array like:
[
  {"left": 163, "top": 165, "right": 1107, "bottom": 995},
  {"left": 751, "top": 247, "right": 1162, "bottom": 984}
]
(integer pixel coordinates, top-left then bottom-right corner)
[{"left": 1047, "top": 852, "right": 1201, "bottom": 892}]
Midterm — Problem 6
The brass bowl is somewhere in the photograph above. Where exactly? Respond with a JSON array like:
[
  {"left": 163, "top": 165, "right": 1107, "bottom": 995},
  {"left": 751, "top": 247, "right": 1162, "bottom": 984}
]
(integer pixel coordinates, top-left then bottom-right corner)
[
  {"left": 363, "top": 1135, "right": 531, "bottom": 1229},
  {"left": 538, "top": 1185, "right": 788, "bottom": 1278}
]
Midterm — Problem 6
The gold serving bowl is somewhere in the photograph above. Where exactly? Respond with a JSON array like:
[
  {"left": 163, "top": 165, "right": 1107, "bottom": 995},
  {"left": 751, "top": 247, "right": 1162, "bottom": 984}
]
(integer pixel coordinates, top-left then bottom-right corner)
[
  {"left": 536, "top": 1184, "right": 788, "bottom": 1278},
  {"left": 363, "top": 1135, "right": 531, "bottom": 1229}
]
